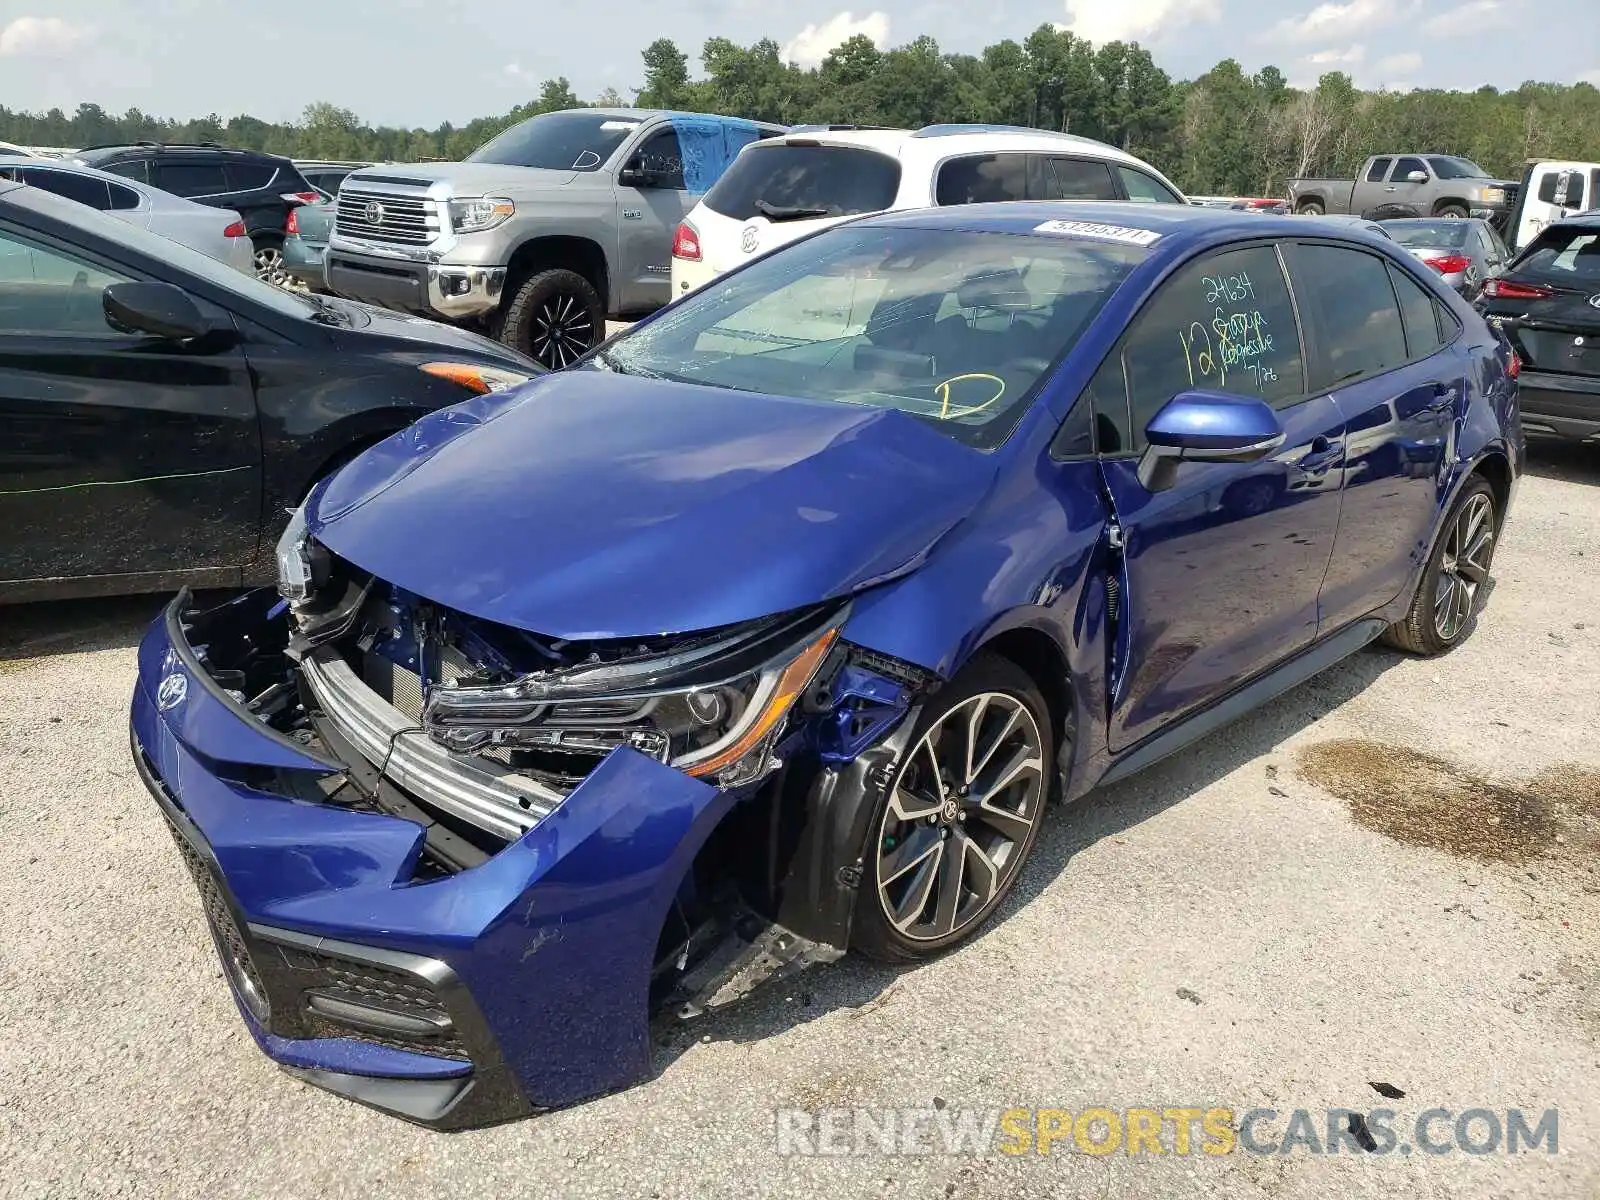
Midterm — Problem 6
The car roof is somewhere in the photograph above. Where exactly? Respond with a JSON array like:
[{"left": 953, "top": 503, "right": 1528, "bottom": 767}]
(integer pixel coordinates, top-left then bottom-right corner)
[{"left": 761, "top": 125, "right": 1146, "bottom": 163}]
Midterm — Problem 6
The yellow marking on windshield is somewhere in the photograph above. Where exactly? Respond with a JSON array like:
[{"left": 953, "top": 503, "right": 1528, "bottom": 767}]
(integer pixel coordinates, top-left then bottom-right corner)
[{"left": 935, "top": 373, "right": 1006, "bottom": 419}]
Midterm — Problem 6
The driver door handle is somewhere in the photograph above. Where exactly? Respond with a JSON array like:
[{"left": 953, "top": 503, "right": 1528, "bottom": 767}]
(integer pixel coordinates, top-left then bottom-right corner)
[
  {"left": 1298, "top": 435, "right": 1343, "bottom": 475},
  {"left": 1427, "top": 383, "right": 1457, "bottom": 413}
]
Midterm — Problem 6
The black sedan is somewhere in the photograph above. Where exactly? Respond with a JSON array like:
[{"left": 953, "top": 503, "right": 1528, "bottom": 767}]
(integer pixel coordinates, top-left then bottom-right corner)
[
  {"left": 1476, "top": 212, "right": 1600, "bottom": 443},
  {"left": 0, "top": 178, "right": 543, "bottom": 603}
]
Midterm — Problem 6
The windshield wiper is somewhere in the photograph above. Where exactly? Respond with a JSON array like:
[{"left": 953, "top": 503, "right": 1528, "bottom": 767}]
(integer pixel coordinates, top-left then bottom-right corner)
[
  {"left": 755, "top": 199, "right": 832, "bottom": 222},
  {"left": 592, "top": 349, "right": 660, "bottom": 379}
]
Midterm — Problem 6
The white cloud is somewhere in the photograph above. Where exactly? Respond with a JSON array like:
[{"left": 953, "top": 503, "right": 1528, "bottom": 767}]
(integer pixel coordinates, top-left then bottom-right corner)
[
  {"left": 1420, "top": 0, "right": 1512, "bottom": 36},
  {"left": 1374, "top": 51, "right": 1423, "bottom": 75},
  {"left": 1059, "top": 0, "right": 1221, "bottom": 43},
  {"left": 1581, "top": 68, "right": 1600, "bottom": 85},
  {"left": 0, "top": 16, "right": 93, "bottom": 57},
  {"left": 782, "top": 11, "right": 891, "bottom": 68},
  {"left": 1306, "top": 44, "right": 1366, "bottom": 64},
  {"left": 1269, "top": 0, "right": 1417, "bottom": 44}
]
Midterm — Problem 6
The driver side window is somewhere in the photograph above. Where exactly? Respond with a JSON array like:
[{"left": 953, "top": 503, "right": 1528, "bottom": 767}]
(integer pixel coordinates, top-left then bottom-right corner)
[
  {"left": 635, "top": 130, "right": 686, "bottom": 190},
  {"left": 0, "top": 227, "right": 132, "bottom": 337},
  {"left": 1102, "top": 244, "right": 1305, "bottom": 451}
]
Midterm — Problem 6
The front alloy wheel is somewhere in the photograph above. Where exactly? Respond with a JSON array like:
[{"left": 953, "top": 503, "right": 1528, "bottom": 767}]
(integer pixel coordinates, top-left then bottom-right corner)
[{"left": 855, "top": 655, "right": 1056, "bottom": 961}]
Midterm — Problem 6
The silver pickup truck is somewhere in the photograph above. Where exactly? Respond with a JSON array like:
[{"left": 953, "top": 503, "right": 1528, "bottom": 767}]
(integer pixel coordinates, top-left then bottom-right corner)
[
  {"left": 325, "top": 109, "right": 784, "bottom": 368},
  {"left": 1289, "top": 154, "right": 1517, "bottom": 224}
]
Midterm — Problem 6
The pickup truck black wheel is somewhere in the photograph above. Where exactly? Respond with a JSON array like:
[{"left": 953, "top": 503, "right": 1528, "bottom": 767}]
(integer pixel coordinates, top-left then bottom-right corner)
[
  {"left": 852, "top": 653, "right": 1054, "bottom": 963},
  {"left": 1296, "top": 199, "right": 1325, "bottom": 216},
  {"left": 497, "top": 268, "right": 604, "bottom": 370},
  {"left": 1435, "top": 202, "right": 1469, "bottom": 219}
]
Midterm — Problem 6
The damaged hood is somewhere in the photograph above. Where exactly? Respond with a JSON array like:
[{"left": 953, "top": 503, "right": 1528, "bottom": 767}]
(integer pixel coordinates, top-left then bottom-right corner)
[{"left": 307, "top": 372, "right": 998, "bottom": 639}]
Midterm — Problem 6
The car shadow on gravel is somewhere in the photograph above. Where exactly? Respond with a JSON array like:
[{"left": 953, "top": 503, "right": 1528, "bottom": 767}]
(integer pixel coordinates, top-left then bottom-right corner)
[
  {"left": 0, "top": 593, "right": 172, "bottom": 664},
  {"left": 650, "top": 644, "right": 1405, "bottom": 1073},
  {"left": 1522, "top": 440, "right": 1600, "bottom": 485}
]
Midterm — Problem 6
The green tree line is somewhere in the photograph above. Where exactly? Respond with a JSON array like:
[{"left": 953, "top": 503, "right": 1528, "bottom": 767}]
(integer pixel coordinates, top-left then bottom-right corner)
[{"left": 5, "top": 27, "right": 1599, "bottom": 195}]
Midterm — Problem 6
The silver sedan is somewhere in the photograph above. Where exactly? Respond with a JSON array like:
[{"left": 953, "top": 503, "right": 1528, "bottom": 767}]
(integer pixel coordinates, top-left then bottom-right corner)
[{"left": 0, "top": 158, "right": 254, "bottom": 274}]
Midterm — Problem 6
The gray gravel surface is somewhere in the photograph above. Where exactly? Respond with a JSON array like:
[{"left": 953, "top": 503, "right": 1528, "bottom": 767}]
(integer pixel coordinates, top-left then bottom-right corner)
[{"left": 2, "top": 444, "right": 1597, "bottom": 1199}]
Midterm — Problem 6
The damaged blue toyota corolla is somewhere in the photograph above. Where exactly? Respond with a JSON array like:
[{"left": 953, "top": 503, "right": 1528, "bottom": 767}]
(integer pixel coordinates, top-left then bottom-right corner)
[{"left": 130, "top": 203, "right": 1522, "bottom": 1128}]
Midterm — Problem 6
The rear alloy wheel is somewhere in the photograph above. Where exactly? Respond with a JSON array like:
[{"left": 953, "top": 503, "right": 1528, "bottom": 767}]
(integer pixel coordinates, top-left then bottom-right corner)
[
  {"left": 254, "top": 242, "right": 289, "bottom": 286},
  {"left": 497, "top": 268, "right": 605, "bottom": 370},
  {"left": 1383, "top": 478, "right": 1497, "bottom": 655},
  {"left": 1297, "top": 200, "right": 1325, "bottom": 216},
  {"left": 854, "top": 655, "right": 1055, "bottom": 962}
]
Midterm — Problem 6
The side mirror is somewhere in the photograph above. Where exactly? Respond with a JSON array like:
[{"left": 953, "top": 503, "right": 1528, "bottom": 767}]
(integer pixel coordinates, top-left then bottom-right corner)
[
  {"left": 1406, "top": 170, "right": 1428, "bottom": 184},
  {"left": 618, "top": 156, "right": 654, "bottom": 188},
  {"left": 103, "top": 281, "right": 208, "bottom": 340},
  {"left": 1137, "top": 390, "right": 1286, "bottom": 493}
]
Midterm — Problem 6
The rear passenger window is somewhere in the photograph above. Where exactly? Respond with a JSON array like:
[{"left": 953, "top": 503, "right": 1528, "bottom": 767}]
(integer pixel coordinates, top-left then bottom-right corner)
[
  {"left": 1366, "top": 158, "right": 1392, "bottom": 183},
  {"left": 103, "top": 159, "right": 149, "bottom": 184},
  {"left": 1115, "top": 244, "right": 1305, "bottom": 449},
  {"left": 156, "top": 163, "right": 229, "bottom": 197},
  {"left": 1044, "top": 158, "right": 1119, "bottom": 201},
  {"left": 936, "top": 154, "right": 1030, "bottom": 205},
  {"left": 1116, "top": 166, "right": 1184, "bottom": 205},
  {"left": 1390, "top": 265, "right": 1445, "bottom": 358},
  {"left": 107, "top": 182, "right": 142, "bottom": 211},
  {"left": 20, "top": 168, "right": 112, "bottom": 209},
  {"left": 1286, "top": 244, "right": 1407, "bottom": 388},
  {"left": 225, "top": 162, "right": 276, "bottom": 190}
]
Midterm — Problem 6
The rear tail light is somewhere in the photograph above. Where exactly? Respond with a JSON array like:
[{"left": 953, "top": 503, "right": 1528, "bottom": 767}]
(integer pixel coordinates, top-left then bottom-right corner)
[
  {"left": 1507, "top": 349, "right": 1522, "bottom": 379},
  {"left": 1482, "top": 278, "right": 1554, "bottom": 300},
  {"left": 223, "top": 220, "right": 246, "bottom": 238},
  {"left": 672, "top": 221, "right": 702, "bottom": 262},
  {"left": 1423, "top": 254, "right": 1473, "bottom": 275},
  {"left": 281, "top": 191, "right": 321, "bottom": 205},
  {"left": 284, "top": 210, "right": 299, "bottom": 236}
]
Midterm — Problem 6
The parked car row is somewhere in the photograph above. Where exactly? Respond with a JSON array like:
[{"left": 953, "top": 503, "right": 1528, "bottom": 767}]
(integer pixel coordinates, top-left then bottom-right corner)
[{"left": 71, "top": 140, "right": 322, "bottom": 281}]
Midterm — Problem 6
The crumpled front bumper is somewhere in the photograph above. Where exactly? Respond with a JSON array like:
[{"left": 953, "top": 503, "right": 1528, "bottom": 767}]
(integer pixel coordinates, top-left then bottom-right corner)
[{"left": 129, "top": 593, "right": 732, "bottom": 1128}]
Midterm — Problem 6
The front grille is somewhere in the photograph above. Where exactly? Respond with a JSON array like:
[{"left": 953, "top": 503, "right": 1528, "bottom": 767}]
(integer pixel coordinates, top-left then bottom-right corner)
[
  {"left": 335, "top": 188, "right": 441, "bottom": 245},
  {"left": 301, "top": 649, "right": 566, "bottom": 842}
]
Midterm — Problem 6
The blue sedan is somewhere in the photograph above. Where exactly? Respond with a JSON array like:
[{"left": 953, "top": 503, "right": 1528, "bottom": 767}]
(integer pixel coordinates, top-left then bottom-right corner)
[{"left": 129, "top": 202, "right": 1522, "bottom": 1127}]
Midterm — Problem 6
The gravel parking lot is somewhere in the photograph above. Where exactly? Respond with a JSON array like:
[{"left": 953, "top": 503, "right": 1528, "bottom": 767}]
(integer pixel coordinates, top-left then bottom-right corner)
[{"left": 2, "top": 444, "right": 1597, "bottom": 1200}]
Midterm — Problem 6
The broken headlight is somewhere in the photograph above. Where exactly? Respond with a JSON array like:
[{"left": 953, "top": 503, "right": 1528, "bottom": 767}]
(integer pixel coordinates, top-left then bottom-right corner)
[
  {"left": 424, "top": 606, "right": 843, "bottom": 787},
  {"left": 275, "top": 501, "right": 329, "bottom": 603}
]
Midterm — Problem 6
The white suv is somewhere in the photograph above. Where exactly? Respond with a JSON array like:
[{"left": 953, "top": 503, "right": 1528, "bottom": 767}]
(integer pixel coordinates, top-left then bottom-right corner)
[{"left": 670, "top": 123, "right": 1187, "bottom": 297}]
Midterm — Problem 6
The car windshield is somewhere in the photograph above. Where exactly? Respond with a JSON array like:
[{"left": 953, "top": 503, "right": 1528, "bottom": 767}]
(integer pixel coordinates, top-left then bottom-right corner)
[
  {"left": 467, "top": 111, "right": 642, "bottom": 171},
  {"left": 1427, "top": 156, "right": 1490, "bottom": 180},
  {"left": 1387, "top": 220, "right": 1469, "bottom": 249},
  {"left": 595, "top": 224, "right": 1147, "bottom": 448},
  {"left": 5, "top": 184, "right": 317, "bottom": 321},
  {"left": 1516, "top": 226, "right": 1600, "bottom": 285}
]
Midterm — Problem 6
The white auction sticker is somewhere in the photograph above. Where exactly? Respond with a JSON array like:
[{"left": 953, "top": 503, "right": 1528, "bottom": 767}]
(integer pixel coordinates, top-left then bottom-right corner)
[{"left": 1033, "top": 219, "right": 1162, "bottom": 246}]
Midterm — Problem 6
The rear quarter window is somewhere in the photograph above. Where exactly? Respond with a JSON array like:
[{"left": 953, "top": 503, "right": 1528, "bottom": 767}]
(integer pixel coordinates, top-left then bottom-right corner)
[
  {"left": 702, "top": 144, "right": 901, "bottom": 221},
  {"left": 226, "top": 162, "right": 278, "bottom": 190}
]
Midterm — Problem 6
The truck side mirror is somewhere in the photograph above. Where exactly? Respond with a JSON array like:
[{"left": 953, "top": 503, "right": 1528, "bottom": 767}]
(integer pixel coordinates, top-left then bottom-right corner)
[
  {"left": 618, "top": 156, "right": 654, "bottom": 188},
  {"left": 1406, "top": 170, "right": 1428, "bottom": 184}
]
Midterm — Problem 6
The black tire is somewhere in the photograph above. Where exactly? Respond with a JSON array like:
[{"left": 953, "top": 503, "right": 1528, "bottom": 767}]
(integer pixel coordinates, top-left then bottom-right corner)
[
  {"left": 853, "top": 653, "right": 1055, "bottom": 963},
  {"left": 1296, "top": 199, "right": 1325, "bottom": 216},
  {"left": 495, "top": 268, "right": 604, "bottom": 370},
  {"left": 251, "top": 234, "right": 287, "bottom": 285},
  {"left": 1382, "top": 477, "right": 1498, "bottom": 655},
  {"left": 1436, "top": 203, "right": 1469, "bottom": 219}
]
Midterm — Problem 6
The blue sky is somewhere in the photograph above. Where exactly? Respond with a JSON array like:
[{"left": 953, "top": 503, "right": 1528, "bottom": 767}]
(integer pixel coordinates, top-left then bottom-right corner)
[{"left": 1, "top": 0, "right": 1596, "bottom": 126}]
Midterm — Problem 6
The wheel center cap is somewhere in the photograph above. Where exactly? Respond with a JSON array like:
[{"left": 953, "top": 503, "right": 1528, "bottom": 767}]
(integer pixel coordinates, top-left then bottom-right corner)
[{"left": 940, "top": 798, "right": 961, "bottom": 824}]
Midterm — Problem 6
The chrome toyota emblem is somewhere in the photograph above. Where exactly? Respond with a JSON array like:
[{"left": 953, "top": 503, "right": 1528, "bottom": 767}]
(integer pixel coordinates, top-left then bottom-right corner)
[
  {"left": 1588, "top": 294, "right": 1600, "bottom": 309},
  {"left": 741, "top": 225, "right": 760, "bottom": 254},
  {"left": 363, "top": 200, "right": 386, "bottom": 225},
  {"left": 157, "top": 672, "right": 188, "bottom": 712}
]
